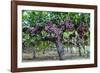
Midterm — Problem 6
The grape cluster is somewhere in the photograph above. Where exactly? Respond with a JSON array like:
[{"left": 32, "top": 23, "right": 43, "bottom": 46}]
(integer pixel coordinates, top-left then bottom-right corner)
[
  {"left": 44, "top": 21, "right": 53, "bottom": 33},
  {"left": 44, "top": 21, "right": 61, "bottom": 41},
  {"left": 59, "top": 19, "right": 74, "bottom": 31},
  {"left": 77, "top": 22, "right": 87, "bottom": 38},
  {"left": 27, "top": 25, "right": 43, "bottom": 36},
  {"left": 64, "top": 19, "right": 74, "bottom": 31}
]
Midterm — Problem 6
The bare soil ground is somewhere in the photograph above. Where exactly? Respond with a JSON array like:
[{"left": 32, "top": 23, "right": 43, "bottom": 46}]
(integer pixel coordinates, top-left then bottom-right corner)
[{"left": 22, "top": 48, "right": 89, "bottom": 62}]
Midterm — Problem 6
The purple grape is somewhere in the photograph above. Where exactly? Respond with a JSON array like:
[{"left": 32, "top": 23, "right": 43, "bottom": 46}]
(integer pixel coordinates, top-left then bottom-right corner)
[
  {"left": 77, "top": 22, "right": 87, "bottom": 38},
  {"left": 58, "top": 19, "right": 74, "bottom": 31},
  {"left": 44, "top": 21, "right": 61, "bottom": 41},
  {"left": 64, "top": 19, "right": 74, "bottom": 31},
  {"left": 27, "top": 25, "right": 43, "bottom": 36},
  {"left": 45, "top": 21, "right": 56, "bottom": 33}
]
